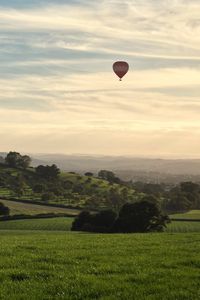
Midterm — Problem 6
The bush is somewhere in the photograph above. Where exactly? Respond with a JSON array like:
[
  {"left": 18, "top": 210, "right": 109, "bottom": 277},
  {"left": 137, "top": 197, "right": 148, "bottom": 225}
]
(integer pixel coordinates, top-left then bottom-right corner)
[
  {"left": 0, "top": 202, "right": 10, "bottom": 216},
  {"left": 33, "top": 184, "right": 46, "bottom": 193},
  {"left": 85, "top": 172, "right": 93, "bottom": 177},
  {"left": 41, "top": 192, "right": 56, "bottom": 202}
]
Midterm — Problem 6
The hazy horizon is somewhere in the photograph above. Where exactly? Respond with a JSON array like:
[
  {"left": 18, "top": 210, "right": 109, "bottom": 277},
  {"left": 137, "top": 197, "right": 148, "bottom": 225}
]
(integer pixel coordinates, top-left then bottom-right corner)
[
  {"left": 3, "top": 150, "right": 200, "bottom": 160},
  {"left": 0, "top": 0, "right": 200, "bottom": 157}
]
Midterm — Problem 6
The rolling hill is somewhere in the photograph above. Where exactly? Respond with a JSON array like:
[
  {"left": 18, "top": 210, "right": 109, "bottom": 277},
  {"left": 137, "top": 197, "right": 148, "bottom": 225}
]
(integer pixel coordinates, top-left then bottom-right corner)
[{"left": 0, "top": 163, "right": 141, "bottom": 211}]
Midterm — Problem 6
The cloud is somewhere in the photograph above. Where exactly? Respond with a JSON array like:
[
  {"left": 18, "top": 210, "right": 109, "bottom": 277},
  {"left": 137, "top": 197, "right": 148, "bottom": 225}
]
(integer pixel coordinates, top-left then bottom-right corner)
[{"left": 0, "top": 0, "right": 200, "bottom": 156}]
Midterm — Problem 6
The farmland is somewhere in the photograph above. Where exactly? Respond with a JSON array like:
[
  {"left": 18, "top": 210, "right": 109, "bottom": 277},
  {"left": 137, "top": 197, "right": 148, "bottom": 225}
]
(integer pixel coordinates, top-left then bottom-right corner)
[
  {"left": 170, "top": 210, "right": 200, "bottom": 220},
  {"left": 0, "top": 217, "right": 73, "bottom": 231},
  {"left": 0, "top": 199, "right": 80, "bottom": 217},
  {"left": 1, "top": 216, "right": 200, "bottom": 233},
  {"left": 166, "top": 221, "right": 200, "bottom": 233}
]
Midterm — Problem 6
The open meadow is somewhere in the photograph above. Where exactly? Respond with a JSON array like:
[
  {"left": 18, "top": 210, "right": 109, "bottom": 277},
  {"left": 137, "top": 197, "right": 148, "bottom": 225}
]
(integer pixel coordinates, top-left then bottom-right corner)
[
  {"left": 0, "top": 231, "right": 199, "bottom": 300},
  {"left": 0, "top": 186, "right": 200, "bottom": 299}
]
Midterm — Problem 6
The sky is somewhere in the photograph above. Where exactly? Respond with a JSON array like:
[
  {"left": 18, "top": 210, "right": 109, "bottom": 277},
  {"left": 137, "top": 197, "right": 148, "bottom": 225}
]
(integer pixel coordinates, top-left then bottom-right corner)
[{"left": 0, "top": 0, "right": 200, "bottom": 157}]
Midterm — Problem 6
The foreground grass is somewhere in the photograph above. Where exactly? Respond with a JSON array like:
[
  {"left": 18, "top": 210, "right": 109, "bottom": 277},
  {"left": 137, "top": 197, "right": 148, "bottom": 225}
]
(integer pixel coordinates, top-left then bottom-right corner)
[
  {"left": 0, "top": 231, "right": 199, "bottom": 300},
  {"left": 0, "top": 217, "right": 73, "bottom": 231}
]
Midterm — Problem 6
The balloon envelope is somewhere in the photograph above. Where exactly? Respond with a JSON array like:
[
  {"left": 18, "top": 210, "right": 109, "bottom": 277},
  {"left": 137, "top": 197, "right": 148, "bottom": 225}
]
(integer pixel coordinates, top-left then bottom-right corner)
[{"left": 113, "top": 61, "right": 129, "bottom": 80}]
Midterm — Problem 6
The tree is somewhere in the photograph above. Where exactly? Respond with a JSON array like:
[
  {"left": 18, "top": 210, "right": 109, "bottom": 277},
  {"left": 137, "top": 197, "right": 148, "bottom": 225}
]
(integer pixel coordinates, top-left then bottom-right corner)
[
  {"left": 33, "top": 184, "right": 46, "bottom": 193},
  {"left": 0, "top": 156, "right": 5, "bottom": 164},
  {"left": 5, "top": 152, "right": 31, "bottom": 169},
  {"left": 85, "top": 172, "right": 93, "bottom": 177},
  {"left": 19, "top": 155, "right": 31, "bottom": 169},
  {"left": 13, "top": 174, "right": 26, "bottom": 197},
  {"left": 180, "top": 182, "right": 200, "bottom": 208},
  {"left": 105, "top": 187, "right": 129, "bottom": 212},
  {"left": 71, "top": 211, "right": 92, "bottom": 231},
  {"left": 5, "top": 152, "right": 21, "bottom": 168},
  {"left": 142, "top": 194, "right": 160, "bottom": 205},
  {"left": 36, "top": 164, "right": 60, "bottom": 180},
  {"left": 0, "top": 202, "right": 10, "bottom": 216},
  {"left": 73, "top": 184, "right": 84, "bottom": 194},
  {"left": 114, "top": 201, "right": 168, "bottom": 233},
  {"left": 41, "top": 192, "right": 56, "bottom": 202},
  {"left": 71, "top": 210, "right": 117, "bottom": 232},
  {"left": 98, "top": 170, "right": 116, "bottom": 182},
  {"left": 166, "top": 192, "right": 191, "bottom": 212},
  {"left": 63, "top": 180, "right": 73, "bottom": 190},
  {"left": 93, "top": 210, "right": 117, "bottom": 230},
  {"left": 71, "top": 201, "right": 168, "bottom": 233}
]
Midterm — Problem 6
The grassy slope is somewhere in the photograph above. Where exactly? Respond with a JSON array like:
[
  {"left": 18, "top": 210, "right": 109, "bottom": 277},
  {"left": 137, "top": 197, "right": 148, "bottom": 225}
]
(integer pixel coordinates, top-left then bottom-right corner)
[
  {"left": 0, "top": 199, "right": 80, "bottom": 216},
  {"left": 170, "top": 210, "right": 200, "bottom": 220},
  {"left": 0, "top": 231, "right": 199, "bottom": 300},
  {"left": 0, "top": 164, "right": 139, "bottom": 208}
]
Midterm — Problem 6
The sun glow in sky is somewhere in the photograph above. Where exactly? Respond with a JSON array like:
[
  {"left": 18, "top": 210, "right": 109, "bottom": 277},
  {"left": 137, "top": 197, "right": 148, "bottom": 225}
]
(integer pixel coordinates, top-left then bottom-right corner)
[{"left": 0, "top": 0, "right": 200, "bottom": 157}]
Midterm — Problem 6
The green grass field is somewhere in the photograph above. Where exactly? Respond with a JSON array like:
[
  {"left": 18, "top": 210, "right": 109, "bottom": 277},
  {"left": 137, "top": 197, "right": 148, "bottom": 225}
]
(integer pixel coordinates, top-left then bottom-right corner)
[
  {"left": 0, "top": 199, "right": 80, "bottom": 216},
  {"left": 0, "top": 209, "right": 200, "bottom": 233},
  {"left": 1, "top": 216, "right": 200, "bottom": 233},
  {"left": 170, "top": 210, "right": 200, "bottom": 220},
  {"left": 0, "top": 231, "right": 199, "bottom": 300},
  {"left": 0, "top": 217, "right": 73, "bottom": 231},
  {"left": 166, "top": 221, "right": 200, "bottom": 233}
]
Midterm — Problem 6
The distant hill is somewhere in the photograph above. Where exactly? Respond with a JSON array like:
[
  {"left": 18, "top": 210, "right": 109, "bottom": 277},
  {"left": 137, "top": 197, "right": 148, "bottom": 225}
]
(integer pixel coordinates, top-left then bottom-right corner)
[
  {"left": 3, "top": 152, "right": 200, "bottom": 183},
  {"left": 31, "top": 154, "right": 200, "bottom": 183}
]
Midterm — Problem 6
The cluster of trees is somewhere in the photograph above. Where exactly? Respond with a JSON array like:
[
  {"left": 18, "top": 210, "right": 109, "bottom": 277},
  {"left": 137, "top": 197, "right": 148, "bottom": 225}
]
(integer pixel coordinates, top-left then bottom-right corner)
[
  {"left": 133, "top": 181, "right": 200, "bottom": 212},
  {"left": 98, "top": 170, "right": 121, "bottom": 184},
  {"left": 72, "top": 198, "right": 169, "bottom": 233},
  {"left": 35, "top": 164, "right": 60, "bottom": 180},
  {"left": 165, "top": 182, "right": 200, "bottom": 212},
  {"left": 5, "top": 152, "right": 31, "bottom": 169}
]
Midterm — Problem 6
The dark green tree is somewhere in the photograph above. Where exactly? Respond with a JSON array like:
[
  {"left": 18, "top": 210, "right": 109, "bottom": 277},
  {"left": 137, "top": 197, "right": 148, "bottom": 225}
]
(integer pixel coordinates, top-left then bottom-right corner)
[
  {"left": 19, "top": 155, "right": 31, "bottom": 169},
  {"left": 36, "top": 164, "right": 60, "bottom": 180},
  {"left": 33, "top": 184, "right": 46, "bottom": 193},
  {"left": 85, "top": 172, "right": 93, "bottom": 177},
  {"left": 114, "top": 201, "right": 168, "bottom": 233},
  {"left": 5, "top": 152, "right": 21, "bottom": 168},
  {"left": 41, "top": 192, "right": 56, "bottom": 202},
  {"left": 5, "top": 152, "right": 31, "bottom": 169},
  {"left": 0, "top": 202, "right": 10, "bottom": 216},
  {"left": 98, "top": 170, "right": 116, "bottom": 182}
]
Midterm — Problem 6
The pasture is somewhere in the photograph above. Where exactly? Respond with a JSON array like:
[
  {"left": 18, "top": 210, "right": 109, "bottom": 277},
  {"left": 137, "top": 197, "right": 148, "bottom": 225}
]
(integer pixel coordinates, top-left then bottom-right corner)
[
  {"left": 1, "top": 209, "right": 200, "bottom": 233},
  {"left": 166, "top": 221, "right": 200, "bottom": 233},
  {"left": 170, "top": 210, "right": 200, "bottom": 220},
  {"left": 0, "top": 199, "right": 80, "bottom": 216},
  {"left": 0, "top": 217, "right": 73, "bottom": 231},
  {"left": 0, "top": 231, "right": 199, "bottom": 300}
]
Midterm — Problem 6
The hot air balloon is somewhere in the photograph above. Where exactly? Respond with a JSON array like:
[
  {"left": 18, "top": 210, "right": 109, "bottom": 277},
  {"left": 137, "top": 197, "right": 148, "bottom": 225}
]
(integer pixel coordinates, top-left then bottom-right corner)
[{"left": 113, "top": 61, "right": 129, "bottom": 81}]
